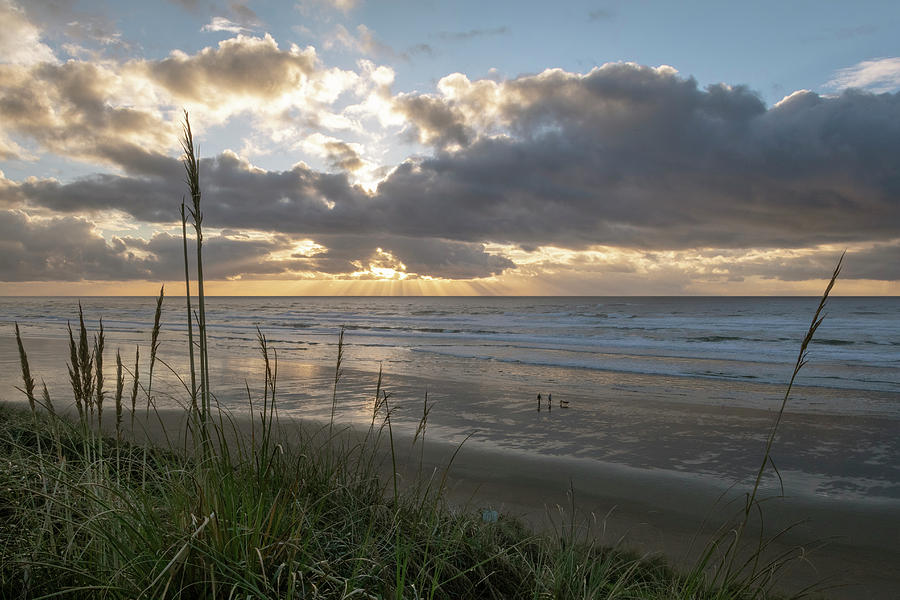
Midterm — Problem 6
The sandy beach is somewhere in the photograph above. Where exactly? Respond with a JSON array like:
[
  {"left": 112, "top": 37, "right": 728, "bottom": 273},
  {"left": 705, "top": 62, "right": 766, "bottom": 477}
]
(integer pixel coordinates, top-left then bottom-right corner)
[{"left": 5, "top": 392, "right": 896, "bottom": 600}]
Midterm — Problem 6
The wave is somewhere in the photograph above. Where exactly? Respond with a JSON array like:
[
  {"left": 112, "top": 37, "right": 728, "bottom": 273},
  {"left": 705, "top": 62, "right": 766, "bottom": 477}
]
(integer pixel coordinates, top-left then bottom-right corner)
[
  {"left": 409, "top": 346, "right": 899, "bottom": 392},
  {"left": 814, "top": 339, "right": 855, "bottom": 346}
]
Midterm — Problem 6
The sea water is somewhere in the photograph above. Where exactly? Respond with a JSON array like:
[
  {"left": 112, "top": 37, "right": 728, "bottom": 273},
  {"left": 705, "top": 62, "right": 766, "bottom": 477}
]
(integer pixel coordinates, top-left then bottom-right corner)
[{"left": 2, "top": 296, "right": 898, "bottom": 501}]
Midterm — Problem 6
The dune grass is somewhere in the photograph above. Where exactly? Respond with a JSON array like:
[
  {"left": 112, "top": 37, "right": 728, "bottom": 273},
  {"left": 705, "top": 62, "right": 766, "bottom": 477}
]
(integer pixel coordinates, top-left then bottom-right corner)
[{"left": 0, "top": 113, "right": 841, "bottom": 599}]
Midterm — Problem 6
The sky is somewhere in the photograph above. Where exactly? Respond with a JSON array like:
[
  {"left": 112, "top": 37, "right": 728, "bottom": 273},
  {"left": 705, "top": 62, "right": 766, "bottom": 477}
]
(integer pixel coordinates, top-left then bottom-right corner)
[{"left": 0, "top": 0, "right": 898, "bottom": 296}]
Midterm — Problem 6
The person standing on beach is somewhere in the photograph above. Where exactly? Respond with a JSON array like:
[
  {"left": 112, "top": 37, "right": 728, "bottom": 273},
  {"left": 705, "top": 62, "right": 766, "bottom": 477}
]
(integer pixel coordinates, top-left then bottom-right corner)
[
  {"left": 537, "top": 393, "right": 542, "bottom": 411},
  {"left": 548, "top": 393, "right": 552, "bottom": 411}
]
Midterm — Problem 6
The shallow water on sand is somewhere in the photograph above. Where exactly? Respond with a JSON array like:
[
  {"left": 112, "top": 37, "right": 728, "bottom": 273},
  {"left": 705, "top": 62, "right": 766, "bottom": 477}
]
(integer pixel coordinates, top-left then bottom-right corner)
[{"left": 2, "top": 296, "right": 898, "bottom": 503}]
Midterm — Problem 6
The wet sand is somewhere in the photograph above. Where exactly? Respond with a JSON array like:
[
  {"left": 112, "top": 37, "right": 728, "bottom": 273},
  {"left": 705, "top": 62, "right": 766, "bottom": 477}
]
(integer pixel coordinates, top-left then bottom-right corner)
[{"left": 429, "top": 438, "right": 900, "bottom": 600}]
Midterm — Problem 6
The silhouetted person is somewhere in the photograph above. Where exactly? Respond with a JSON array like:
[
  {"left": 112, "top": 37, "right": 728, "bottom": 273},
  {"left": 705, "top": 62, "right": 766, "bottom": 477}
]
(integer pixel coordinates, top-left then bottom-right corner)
[
  {"left": 548, "top": 393, "right": 552, "bottom": 411},
  {"left": 537, "top": 393, "right": 542, "bottom": 412}
]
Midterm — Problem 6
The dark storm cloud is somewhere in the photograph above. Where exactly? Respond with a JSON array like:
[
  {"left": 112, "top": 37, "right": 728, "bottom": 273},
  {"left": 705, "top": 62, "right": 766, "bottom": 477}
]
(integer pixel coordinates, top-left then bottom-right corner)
[{"left": 382, "top": 66, "right": 899, "bottom": 249}]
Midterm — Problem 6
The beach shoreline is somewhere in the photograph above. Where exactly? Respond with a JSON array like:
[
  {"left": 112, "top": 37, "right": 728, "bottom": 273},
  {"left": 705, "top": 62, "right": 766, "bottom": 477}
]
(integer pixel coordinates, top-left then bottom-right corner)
[{"left": 4, "top": 397, "right": 897, "bottom": 599}]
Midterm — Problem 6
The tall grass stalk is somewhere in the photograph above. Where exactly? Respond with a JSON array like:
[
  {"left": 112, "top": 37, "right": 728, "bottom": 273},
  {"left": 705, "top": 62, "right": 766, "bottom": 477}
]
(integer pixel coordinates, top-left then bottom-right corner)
[
  {"left": 129, "top": 345, "right": 139, "bottom": 431},
  {"left": 180, "top": 201, "right": 199, "bottom": 427},
  {"left": 329, "top": 325, "right": 345, "bottom": 443},
  {"left": 115, "top": 350, "right": 125, "bottom": 442},
  {"left": 65, "top": 305, "right": 95, "bottom": 426},
  {"left": 76, "top": 305, "right": 93, "bottom": 421},
  {"left": 94, "top": 319, "right": 105, "bottom": 431},
  {"left": 181, "top": 111, "right": 210, "bottom": 438},
  {"left": 40, "top": 380, "right": 54, "bottom": 417},
  {"left": 14, "top": 322, "right": 36, "bottom": 417},
  {"left": 66, "top": 320, "right": 83, "bottom": 423},
  {"left": 146, "top": 286, "right": 164, "bottom": 418}
]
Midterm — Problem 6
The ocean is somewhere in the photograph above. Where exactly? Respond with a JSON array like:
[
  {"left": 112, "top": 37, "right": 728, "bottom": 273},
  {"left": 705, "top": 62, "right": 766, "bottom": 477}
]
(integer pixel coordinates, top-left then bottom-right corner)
[{"left": 2, "top": 296, "right": 898, "bottom": 503}]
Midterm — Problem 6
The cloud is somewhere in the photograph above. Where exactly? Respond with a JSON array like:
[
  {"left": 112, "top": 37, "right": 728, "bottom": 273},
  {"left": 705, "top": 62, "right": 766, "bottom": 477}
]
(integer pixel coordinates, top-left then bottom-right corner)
[
  {"left": 328, "top": 24, "right": 433, "bottom": 61},
  {"left": 720, "top": 243, "right": 900, "bottom": 282},
  {"left": 13, "top": 65, "right": 900, "bottom": 254},
  {"left": 393, "top": 94, "right": 471, "bottom": 148},
  {"left": 297, "top": 0, "right": 361, "bottom": 15},
  {"left": 202, "top": 17, "right": 252, "bottom": 34},
  {"left": 435, "top": 27, "right": 509, "bottom": 42},
  {"left": 141, "top": 33, "right": 367, "bottom": 135},
  {"left": 0, "top": 31, "right": 378, "bottom": 172},
  {"left": 300, "top": 133, "right": 368, "bottom": 171},
  {"left": 826, "top": 57, "right": 900, "bottom": 93},
  {"left": 296, "top": 235, "right": 516, "bottom": 279},
  {"left": 167, "top": 0, "right": 262, "bottom": 25},
  {"left": 136, "top": 231, "right": 304, "bottom": 280},
  {"left": 488, "top": 242, "right": 898, "bottom": 293},
  {"left": 382, "top": 65, "right": 900, "bottom": 250},
  {"left": 148, "top": 34, "right": 317, "bottom": 102},
  {"left": 8, "top": 150, "right": 372, "bottom": 230},
  {"left": 0, "top": 208, "right": 321, "bottom": 281},
  {"left": 201, "top": 2, "right": 262, "bottom": 33},
  {"left": 4, "top": 61, "right": 899, "bottom": 283},
  {"left": 167, "top": 0, "right": 203, "bottom": 11},
  {"left": 352, "top": 24, "right": 398, "bottom": 59},
  {"left": 0, "top": 210, "right": 152, "bottom": 281},
  {"left": 13, "top": 0, "right": 130, "bottom": 55},
  {"left": 406, "top": 43, "right": 435, "bottom": 58},
  {"left": 331, "top": 0, "right": 360, "bottom": 12},
  {"left": 0, "top": 0, "right": 58, "bottom": 65},
  {"left": 0, "top": 205, "right": 514, "bottom": 282},
  {"left": 322, "top": 141, "right": 365, "bottom": 171},
  {"left": 0, "top": 59, "right": 177, "bottom": 169},
  {"left": 587, "top": 9, "right": 615, "bottom": 22},
  {"left": 228, "top": 1, "right": 261, "bottom": 27}
]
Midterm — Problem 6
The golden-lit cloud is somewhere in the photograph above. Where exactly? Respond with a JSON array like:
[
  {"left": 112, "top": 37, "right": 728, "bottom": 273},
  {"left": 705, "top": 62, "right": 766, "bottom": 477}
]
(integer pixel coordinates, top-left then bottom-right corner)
[
  {"left": 0, "top": 59, "right": 177, "bottom": 169},
  {"left": 351, "top": 247, "right": 409, "bottom": 280},
  {"left": 0, "top": 0, "right": 58, "bottom": 66}
]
